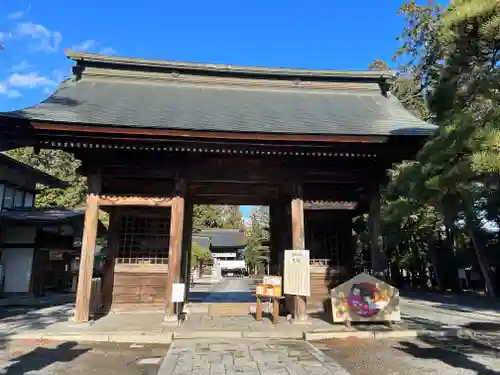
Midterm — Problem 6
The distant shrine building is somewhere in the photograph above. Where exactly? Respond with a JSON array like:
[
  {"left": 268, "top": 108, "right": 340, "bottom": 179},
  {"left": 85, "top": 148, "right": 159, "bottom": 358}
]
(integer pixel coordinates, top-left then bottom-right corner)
[{"left": 0, "top": 51, "right": 435, "bottom": 322}]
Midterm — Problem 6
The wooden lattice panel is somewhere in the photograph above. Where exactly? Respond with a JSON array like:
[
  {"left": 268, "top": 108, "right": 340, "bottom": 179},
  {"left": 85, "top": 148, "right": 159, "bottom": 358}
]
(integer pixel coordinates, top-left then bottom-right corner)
[
  {"left": 117, "top": 215, "right": 170, "bottom": 264},
  {"left": 305, "top": 212, "right": 342, "bottom": 267}
]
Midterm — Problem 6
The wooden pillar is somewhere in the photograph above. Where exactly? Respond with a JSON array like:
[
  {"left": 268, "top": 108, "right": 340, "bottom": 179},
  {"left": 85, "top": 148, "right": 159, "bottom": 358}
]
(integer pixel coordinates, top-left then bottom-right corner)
[
  {"left": 181, "top": 202, "right": 193, "bottom": 304},
  {"left": 269, "top": 203, "right": 280, "bottom": 274},
  {"left": 102, "top": 209, "right": 121, "bottom": 313},
  {"left": 369, "top": 185, "right": 386, "bottom": 278},
  {"left": 291, "top": 183, "right": 307, "bottom": 321},
  {"left": 74, "top": 171, "right": 101, "bottom": 322},
  {"left": 165, "top": 178, "right": 186, "bottom": 320}
]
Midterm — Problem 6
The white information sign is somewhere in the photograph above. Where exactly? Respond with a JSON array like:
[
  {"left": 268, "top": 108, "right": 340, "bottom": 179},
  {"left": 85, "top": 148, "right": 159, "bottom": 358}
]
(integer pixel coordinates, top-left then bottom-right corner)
[
  {"left": 172, "top": 283, "right": 186, "bottom": 303},
  {"left": 283, "top": 249, "right": 310, "bottom": 296},
  {"left": 458, "top": 269, "right": 466, "bottom": 279}
]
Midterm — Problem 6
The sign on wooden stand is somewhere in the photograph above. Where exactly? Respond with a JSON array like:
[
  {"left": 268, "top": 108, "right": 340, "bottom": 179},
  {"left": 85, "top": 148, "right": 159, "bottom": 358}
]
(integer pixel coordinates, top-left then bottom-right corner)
[
  {"left": 283, "top": 250, "right": 310, "bottom": 296},
  {"left": 172, "top": 283, "right": 185, "bottom": 303}
]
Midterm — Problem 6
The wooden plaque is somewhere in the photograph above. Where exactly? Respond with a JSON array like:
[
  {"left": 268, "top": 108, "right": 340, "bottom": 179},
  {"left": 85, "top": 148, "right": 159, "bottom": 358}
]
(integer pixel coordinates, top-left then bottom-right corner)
[{"left": 283, "top": 250, "right": 310, "bottom": 296}]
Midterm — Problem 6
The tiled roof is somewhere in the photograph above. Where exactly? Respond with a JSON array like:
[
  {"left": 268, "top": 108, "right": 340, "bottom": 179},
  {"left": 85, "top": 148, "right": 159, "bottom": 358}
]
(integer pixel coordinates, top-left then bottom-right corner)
[
  {"left": 0, "top": 208, "right": 84, "bottom": 223},
  {"left": 0, "top": 154, "right": 69, "bottom": 188},
  {"left": 0, "top": 51, "right": 436, "bottom": 137},
  {"left": 198, "top": 229, "right": 246, "bottom": 248}
]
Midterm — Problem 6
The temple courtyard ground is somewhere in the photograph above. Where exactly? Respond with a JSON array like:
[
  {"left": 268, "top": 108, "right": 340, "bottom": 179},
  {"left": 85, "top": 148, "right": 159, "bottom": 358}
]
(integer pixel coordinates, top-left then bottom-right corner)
[
  {"left": 1, "top": 277, "right": 499, "bottom": 343},
  {"left": 0, "top": 335, "right": 498, "bottom": 374},
  {"left": 1, "top": 278, "right": 500, "bottom": 374}
]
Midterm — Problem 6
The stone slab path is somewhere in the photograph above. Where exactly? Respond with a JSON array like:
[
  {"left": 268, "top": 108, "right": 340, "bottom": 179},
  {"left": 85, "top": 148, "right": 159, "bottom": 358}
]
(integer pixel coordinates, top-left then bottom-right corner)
[{"left": 158, "top": 339, "right": 350, "bottom": 375}]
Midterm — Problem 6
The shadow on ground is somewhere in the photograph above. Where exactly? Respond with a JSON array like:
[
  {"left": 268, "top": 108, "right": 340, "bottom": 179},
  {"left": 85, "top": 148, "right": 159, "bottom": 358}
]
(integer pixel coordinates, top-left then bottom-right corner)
[
  {"left": 1, "top": 341, "right": 89, "bottom": 375},
  {"left": 188, "top": 292, "right": 255, "bottom": 303},
  {"left": 0, "top": 296, "right": 75, "bottom": 335},
  {"left": 401, "top": 290, "right": 500, "bottom": 316},
  {"left": 396, "top": 335, "right": 500, "bottom": 375}
]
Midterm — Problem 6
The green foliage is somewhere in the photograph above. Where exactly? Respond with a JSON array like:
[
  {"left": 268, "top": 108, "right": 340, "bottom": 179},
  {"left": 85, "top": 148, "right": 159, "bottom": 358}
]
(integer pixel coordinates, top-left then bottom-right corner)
[
  {"left": 6, "top": 147, "right": 87, "bottom": 208},
  {"left": 191, "top": 242, "right": 211, "bottom": 265},
  {"left": 192, "top": 205, "right": 243, "bottom": 232},
  {"left": 244, "top": 207, "right": 269, "bottom": 272},
  {"left": 221, "top": 205, "right": 244, "bottom": 230},
  {"left": 362, "top": 0, "right": 500, "bottom": 295}
]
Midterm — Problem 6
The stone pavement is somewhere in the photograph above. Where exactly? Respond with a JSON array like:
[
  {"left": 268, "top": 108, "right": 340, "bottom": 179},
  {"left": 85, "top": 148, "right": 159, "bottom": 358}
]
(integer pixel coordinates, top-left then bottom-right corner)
[
  {"left": 1, "top": 291, "right": 500, "bottom": 344},
  {"left": 312, "top": 333, "right": 500, "bottom": 375},
  {"left": 158, "top": 339, "right": 349, "bottom": 375},
  {"left": 0, "top": 341, "right": 168, "bottom": 375}
]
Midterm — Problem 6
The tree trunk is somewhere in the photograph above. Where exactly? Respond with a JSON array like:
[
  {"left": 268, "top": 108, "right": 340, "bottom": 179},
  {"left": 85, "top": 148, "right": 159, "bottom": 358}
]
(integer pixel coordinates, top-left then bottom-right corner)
[
  {"left": 443, "top": 220, "right": 462, "bottom": 292},
  {"left": 470, "top": 229, "right": 496, "bottom": 298},
  {"left": 427, "top": 235, "right": 445, "bottom": 291}
]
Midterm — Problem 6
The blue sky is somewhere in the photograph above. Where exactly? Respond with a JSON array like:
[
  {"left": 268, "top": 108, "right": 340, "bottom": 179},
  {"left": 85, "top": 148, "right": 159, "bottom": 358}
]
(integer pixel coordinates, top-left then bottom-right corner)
[
  {"left": 0, "top": 0, "right": 439, "bottom": 218},
  {"left": 0, "top": 0, "right": 419, "bottom": 111}
]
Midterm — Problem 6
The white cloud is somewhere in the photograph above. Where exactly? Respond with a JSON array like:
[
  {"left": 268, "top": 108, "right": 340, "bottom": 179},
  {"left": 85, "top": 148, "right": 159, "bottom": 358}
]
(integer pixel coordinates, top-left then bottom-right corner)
[
  {"left": 70, "top": 40, "right": 116, "bottom": 55},
  {"left": 11, "top": 60, "right": 32, "bottom": 72},
  {"left": 71, "top": 39, "right": 97, "bottom": 52},
  {"left": 0, "top": 82, "right": 22, "bottom": 98},
  {"left": 7, "top": 73, "right": 56, "bottom": 88},
  {"left": 8, "top": 6, "right": 30, "bottom": 20},
  {"left": 52, "top": 68, "right": 70, "bottom": 83},
  {"left": 14, "top": 22, "right": 62, "bottom": 53},
  {"left": 0, "top": 32, "right": 13, "bottom": 42},
  {"left": 9, "top": 11, "right": 25, "bottom": 20},
  {"left": 99, "top": 47, "right": 116, "bottom": 55}
]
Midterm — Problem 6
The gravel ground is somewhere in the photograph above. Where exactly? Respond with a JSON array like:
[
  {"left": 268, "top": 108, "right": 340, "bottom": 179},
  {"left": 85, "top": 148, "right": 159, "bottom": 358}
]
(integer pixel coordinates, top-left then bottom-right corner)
[
  {"left": 312, "top": 334, "right": 500, "bottom": 375},
  {"left": 0, "top": 340, "right": 169, "bottom": 375}
]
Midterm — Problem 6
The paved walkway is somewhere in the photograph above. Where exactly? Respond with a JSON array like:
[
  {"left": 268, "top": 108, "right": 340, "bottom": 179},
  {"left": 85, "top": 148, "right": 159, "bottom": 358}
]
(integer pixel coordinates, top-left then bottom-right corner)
[
  {"left": 189, "top": 277, "right": 257, "bottom": 303},
  {"left": 1, "top": 288, "right": 500, "bottom": 343},
  {"left": 159, "top": 339, "right": 349, "bottom": 375}
]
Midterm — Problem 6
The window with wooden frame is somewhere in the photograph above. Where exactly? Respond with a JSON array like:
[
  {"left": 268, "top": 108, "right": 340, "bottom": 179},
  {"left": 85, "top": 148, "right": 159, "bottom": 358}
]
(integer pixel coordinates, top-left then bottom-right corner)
[
  {"left": 116, "top": 213, "right": 171, "bottom": 264},
  {"left": 2, "top": 186, "right": 14, "bottom": 209},
  {"left": 0, "top": 184, "right": 4, "bottom": 211},
  {"left": 305, "top": 211, "right": 346, "bottom": 267}
]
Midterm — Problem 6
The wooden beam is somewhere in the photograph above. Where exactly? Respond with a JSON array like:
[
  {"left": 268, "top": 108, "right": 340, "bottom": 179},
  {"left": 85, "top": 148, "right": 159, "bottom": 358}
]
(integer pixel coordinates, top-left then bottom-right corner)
[
  {"left": 165, "top": 177, "right": 186, "bottom": 321},
  {"left": 101, "top": 165, "right": 375, "bottom": 184},
  {"left": 304, "top": 201, "right": 358, "bottom": 210},
  {"left": 98, "top": 195, "right": 173, "bottom": 207},
  {"left": 290, "top": 183, "right": 308, "bottom": 322},
  {"left": 74, "top": 170, "right": 101, "bottom": 322},
  {"left": 33, "top": 121, "right": 388, "bottom": 143}
]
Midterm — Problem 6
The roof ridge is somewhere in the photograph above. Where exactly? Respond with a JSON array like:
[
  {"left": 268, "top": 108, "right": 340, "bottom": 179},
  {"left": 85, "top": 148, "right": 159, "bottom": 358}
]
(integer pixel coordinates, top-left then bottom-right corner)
[{"left": 65, "top": 49, "right": 396, "bottom": 82}]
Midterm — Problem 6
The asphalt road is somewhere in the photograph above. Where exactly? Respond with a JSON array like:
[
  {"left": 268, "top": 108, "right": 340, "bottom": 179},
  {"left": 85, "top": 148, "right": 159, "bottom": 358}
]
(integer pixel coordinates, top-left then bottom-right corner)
[{"left": 0, "top": 341, "right": 169, "bottom": 375}]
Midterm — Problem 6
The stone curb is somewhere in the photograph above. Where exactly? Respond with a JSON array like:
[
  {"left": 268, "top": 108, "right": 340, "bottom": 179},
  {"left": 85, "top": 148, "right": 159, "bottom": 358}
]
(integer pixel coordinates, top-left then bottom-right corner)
[
  {"left": 1, "top": 328, "right": 473, "bottom": 344},
  {"left": 304, "top": 328, "right": 471, "bottom": 341},
  {"left": 2, "top": 332, "right": 174, "bottom": 344}
]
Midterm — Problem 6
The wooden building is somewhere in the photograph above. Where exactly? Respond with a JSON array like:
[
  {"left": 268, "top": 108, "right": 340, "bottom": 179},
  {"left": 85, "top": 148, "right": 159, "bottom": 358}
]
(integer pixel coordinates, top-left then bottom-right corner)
[{"left": 0, "top": 50, "right": 436, "bottom": 322}]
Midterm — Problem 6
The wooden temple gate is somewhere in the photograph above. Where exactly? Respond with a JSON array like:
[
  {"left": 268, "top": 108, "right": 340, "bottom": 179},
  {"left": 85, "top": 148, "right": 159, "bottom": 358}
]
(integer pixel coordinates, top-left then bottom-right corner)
[{"left": 0, "top": 50, "right": 435, "bottom": 322}]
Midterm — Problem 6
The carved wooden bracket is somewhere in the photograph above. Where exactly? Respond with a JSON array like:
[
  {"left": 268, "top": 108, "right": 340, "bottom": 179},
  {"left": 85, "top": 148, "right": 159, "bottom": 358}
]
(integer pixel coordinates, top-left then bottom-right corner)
[{"left": 98, "top": 195, "right": 173, "bottom": 207}]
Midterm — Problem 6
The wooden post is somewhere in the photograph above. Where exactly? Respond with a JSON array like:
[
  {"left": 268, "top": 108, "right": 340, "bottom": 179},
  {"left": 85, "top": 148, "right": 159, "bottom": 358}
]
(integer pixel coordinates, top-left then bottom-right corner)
[
  {"left": 269, "top": 203, "right": 280, "bottom": 274},
  {"left": 369, "top": 185, "right": 386, "bottom": 278},
  {"left": 291, "top": 183, "right": 307, "bottom": 321},
  {"left": 165, "top": 178, "right": 186, "bottom": 320},
  {"left": 102, "top": 209, "right": 121, "bottom": 313},
  {"left": 74, "top": 171, "right": 101, "bottom": 322},
  {"left": 181, "top": 202, "right": 193, "bottom": 304}
]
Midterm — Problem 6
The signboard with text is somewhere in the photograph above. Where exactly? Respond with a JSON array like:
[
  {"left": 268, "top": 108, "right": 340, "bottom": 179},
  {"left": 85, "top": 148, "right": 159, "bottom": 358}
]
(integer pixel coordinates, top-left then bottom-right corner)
[{"left": 283, "top": 250, "right": 310, "bottom": 296}]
